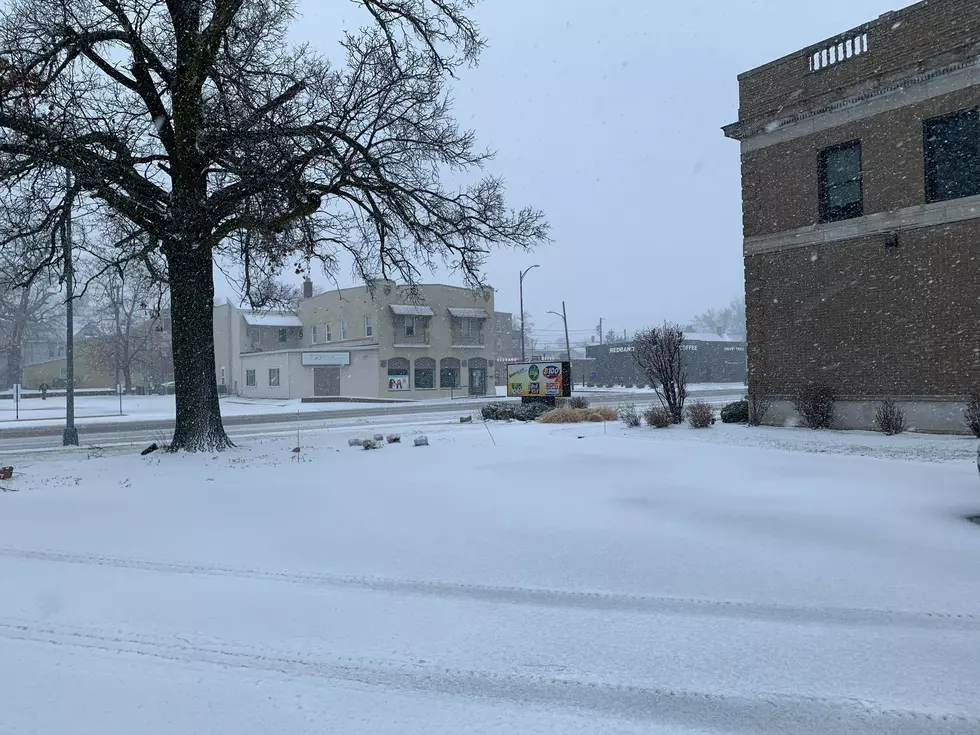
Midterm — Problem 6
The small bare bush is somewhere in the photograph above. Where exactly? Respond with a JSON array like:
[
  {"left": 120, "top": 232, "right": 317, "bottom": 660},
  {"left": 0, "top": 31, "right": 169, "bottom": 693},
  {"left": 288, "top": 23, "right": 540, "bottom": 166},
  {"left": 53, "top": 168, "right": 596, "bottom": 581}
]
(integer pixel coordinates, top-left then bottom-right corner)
[
  {"left": 569, "top": 396, "right": 590, "bottom": 409},
  {"left": 965, "top": 394, "right": 980, "bottom": 438},
  {"left": 874, "top": 399, "right": 907, "bottom": 436},
  {"left": 620, "top": 402, "right": 641, "bottom": 428},
  {"left": 793, "top": 385, "right": 837, "bottom": 429},
  {"left": 644, "top": 405, "right": 672, "bottom": 428},
  {"left": 686, "top": 400, "right": 714, "bottom": 429}
]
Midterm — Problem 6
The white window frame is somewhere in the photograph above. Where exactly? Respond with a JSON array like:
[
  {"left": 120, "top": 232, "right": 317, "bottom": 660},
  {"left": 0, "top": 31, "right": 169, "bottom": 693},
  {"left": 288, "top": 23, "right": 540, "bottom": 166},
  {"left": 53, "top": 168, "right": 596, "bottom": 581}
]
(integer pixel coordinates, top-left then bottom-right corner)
[
  {"left": 364, "top": 314, "right": 373, "bottom": 338},
  {"left": 341, "top": 320, "right": 348, "bottom": 340},
  {"left": 461, "top": 318, "right": 478, "bottom": 340},
  {"left": 311, "top": 325, "right": 317, "bottom": 344},
  {"left": 268, "top": 368, "right": 280, "bottom": 387},
  {"left": 325, "top": 322, "right": 332, "bottom": 342},
  {"left": 245, "top": 369, "right": 256, "bottom": 387},
  {"left": 405, "top": 317, "right": 416, "bottom": 338}
]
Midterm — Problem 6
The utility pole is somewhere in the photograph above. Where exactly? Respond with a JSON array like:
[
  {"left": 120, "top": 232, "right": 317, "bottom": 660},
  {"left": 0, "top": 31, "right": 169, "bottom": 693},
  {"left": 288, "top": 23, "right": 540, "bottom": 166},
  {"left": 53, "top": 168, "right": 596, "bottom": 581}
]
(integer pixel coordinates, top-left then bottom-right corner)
[
  {"left": 519, "top": 265, "right": 540, "bottom": 362},
  {"left": 599, "top": 317, "right": 603, "bottom": 345},
  {"left": 62, "top": 171, "right": 78, "bottom": 446}
]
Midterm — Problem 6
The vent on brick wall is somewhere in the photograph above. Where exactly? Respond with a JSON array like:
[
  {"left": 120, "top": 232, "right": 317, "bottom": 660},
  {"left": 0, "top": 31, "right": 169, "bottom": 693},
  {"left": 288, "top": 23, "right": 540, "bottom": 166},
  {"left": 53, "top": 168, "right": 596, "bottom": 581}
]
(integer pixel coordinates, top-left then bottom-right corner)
[{"left": 809, "top": 32, "right": 868, "bottom": 72}]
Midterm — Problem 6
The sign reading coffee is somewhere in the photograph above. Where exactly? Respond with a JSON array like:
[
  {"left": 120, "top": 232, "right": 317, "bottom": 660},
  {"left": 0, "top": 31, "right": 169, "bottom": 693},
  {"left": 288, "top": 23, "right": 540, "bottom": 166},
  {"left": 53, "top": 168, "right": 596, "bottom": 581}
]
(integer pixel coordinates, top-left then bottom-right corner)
[{"left": 506, "top": 362, "right": 572, "bottom": 398}]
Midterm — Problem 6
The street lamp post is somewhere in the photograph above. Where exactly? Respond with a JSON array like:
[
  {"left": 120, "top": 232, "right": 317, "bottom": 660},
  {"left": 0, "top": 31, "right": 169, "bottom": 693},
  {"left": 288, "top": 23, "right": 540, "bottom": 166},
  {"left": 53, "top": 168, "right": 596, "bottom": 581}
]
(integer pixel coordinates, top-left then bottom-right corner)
[
  {"left": 548, "top": 301, "right": 573, "bottom": 391},
  {"left": 519, "top": 265, "right": 540, "bottom": 361}
]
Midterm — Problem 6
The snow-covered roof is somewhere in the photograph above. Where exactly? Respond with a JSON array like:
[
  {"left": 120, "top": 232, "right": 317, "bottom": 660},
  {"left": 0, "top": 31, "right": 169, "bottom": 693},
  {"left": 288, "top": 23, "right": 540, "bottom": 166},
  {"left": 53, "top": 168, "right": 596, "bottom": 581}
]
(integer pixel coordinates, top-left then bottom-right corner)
[
  {"left": 685, "top": 332, "right": 743, "bottom": 343},
  {"left": 390, "top": 304, "right": 435, "bottom": 316},
  {"left": 242, "top": 312, "right": 303, "bottom": 328},
  {"left": 447, "top": 307, "right": 490, "bottom": 319}
]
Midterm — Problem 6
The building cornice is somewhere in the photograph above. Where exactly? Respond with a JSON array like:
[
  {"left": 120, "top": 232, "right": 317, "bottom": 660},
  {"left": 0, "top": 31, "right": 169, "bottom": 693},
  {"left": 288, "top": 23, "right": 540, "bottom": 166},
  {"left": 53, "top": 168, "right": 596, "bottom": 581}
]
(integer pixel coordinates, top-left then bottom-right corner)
[{"left": 726, "top": 56, "right": 980, "bottom": 153}]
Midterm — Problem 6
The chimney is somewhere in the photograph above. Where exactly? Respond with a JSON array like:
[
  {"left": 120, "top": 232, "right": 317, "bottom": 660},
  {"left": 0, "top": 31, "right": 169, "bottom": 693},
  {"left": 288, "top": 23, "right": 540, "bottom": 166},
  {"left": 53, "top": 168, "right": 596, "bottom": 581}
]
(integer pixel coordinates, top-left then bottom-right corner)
[{"left": 302, "top": 276, "right": 313, "bottom": 299}]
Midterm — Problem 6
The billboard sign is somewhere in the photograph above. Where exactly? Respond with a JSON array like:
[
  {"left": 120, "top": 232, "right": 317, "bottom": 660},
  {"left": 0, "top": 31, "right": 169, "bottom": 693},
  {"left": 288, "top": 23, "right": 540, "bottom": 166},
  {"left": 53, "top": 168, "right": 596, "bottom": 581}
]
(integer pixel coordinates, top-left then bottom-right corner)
[{"left": 506, "top": 362, "right": 571, "bottom": 398}]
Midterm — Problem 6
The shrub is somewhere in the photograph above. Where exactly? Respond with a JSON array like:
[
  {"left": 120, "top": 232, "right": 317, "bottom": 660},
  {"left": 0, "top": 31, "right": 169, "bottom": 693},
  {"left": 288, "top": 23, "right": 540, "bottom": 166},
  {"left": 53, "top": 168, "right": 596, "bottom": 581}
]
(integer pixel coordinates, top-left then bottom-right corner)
[
  {"left": 620, "top": 402, "right": 641, "bottom": 428},
  {"left": 481, "top": 401, "right": 552, "bottom": 422},
  {"left": 539, "top": 407, "right": 585, "bottom": 424},
  {"left": 721, "top": 400, "right": 749, "bottom": 424},
  {"left": 539, "top": 406, "right": 618, "bottom": 424},
  {"left": 874, "top": 399, "right": 907, "bottom": 436},
  {"left": 686, "top": 400, "right": 714, "bottom": 429},
  {"left": 793, "top": 385, "right": 837, "bottom": 429},
  {"left": 569, "top": 396, "right": 590, "bottom": 409},
  {"left": 605, "top": 383, "right": 615, "bottom": 389},
  {"left": 965, "top": 393, "right": 980, "bottom": 438},
  {"left": 644, "top": 405, "right": 672, "bottom": 428}
]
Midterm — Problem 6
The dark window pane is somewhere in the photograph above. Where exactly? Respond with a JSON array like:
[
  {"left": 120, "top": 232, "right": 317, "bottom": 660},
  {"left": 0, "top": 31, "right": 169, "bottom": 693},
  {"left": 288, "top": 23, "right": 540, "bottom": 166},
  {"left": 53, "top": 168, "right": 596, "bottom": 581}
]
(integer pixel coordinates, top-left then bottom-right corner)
[
  {"left": 415, "top": 368, "right": 435, "bottom": 389},
  {"left": 925, "top": 109, "right": 980, "bottom": 203},
  {"left": 819, "top": 140, "right": 863, "bottom": 222}
]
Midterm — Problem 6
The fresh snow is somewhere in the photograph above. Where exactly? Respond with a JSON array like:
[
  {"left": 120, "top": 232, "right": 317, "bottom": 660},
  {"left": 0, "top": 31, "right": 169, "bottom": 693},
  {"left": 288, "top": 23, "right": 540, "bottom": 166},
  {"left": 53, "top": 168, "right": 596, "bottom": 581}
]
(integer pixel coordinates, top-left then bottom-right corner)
[{"left": 2, "top": 420, "right": 979, "bottom": 734}]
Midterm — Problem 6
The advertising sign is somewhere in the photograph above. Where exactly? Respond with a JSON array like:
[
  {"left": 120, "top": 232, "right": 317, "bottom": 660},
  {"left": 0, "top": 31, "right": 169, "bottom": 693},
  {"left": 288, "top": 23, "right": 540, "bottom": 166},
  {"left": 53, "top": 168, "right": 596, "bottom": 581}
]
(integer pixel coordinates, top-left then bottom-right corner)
[
  {"left": 506, "top": 362, "right": 571, "bottom": 398},
  {"left": 302, "top": 351, "right": 351, "bottom": 366},
  {"left": 387, "top": 374, "right": 410, "bottom": 391}
]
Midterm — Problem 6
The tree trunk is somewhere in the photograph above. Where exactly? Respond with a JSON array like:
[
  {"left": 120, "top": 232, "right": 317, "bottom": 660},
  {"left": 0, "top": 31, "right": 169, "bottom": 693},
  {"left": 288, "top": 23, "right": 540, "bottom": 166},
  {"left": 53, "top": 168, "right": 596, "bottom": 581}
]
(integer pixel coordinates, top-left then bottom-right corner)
[{"left": 166, "top": 243, "right": 232, "bottom": 451}]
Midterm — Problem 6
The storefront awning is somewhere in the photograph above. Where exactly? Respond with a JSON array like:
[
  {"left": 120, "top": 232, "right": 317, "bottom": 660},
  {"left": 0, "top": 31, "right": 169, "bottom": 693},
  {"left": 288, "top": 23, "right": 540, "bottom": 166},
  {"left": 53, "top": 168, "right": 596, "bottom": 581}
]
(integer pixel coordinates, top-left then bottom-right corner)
[
  {"left": 390, "top": 304, "right": 435, "bottom": 316},
  {"left": 447, "top": 307, "right": 490, "bottom": 319},
  {"left": 242, "top": 312, "right": 303, "bottom": 327}
]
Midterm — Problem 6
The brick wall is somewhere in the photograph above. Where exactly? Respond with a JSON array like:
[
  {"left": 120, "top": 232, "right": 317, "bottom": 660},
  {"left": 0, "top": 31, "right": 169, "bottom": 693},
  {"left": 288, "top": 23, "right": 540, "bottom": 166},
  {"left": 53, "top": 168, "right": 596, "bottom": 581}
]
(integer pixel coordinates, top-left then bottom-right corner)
[
  {"left": 738, "top": 0, "right": 980, "bottom": 124},
  {"left": 741, "top": 86, "right": 980, "bottom": 237},
  {"left": 744, "top": 219, "right": 980, "bottom": 397}
]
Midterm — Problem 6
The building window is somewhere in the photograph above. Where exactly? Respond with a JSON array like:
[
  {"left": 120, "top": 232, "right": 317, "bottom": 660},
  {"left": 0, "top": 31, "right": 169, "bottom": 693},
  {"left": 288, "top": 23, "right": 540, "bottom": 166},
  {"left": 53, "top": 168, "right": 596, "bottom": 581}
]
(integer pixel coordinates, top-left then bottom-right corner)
[
  {"left": 341, "top": 320, "right": 348, "bottom": 340},
  {"left": 819, "top": 140, "right": 863, "bottom": 222},
  {"left": 405, "top": 317, "right": 416, "bottom": 338},
  {"left": 364, "top": 315, "right": 373, "bottom": 338},
  {"left": 460, "top": 318, "right": 479, "bottom": 340},
  {"left": 325, "top": 323, "right": 332, "bottom": 342},
  {"left": 311, "top": 325, "right": 317, "bottom": 344},
  {"left": 414, "top": 357, "right": 436, "bottom": 389},
  {"left": 924, "top": 108, "right": 980, "bottom": 203},
  {"left": 439, "top": 357, "right": 460, "bottom": 388},
  {"left": 278, "top": 328, "right": 288, "bottom": 343},
  {"left": 246, "top": 370, "right": 256, "bottom": 387},
  {"left": 269, "top": 368, "right": 280, "bottom": 387},
  {"left": 387, "top": 357, "right": 410, "bottom": 391}
]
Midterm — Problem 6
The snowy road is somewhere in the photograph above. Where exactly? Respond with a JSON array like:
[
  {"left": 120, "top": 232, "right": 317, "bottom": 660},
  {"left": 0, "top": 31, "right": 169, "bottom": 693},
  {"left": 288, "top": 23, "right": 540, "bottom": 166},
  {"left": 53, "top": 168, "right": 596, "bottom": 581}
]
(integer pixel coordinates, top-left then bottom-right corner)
[{"left": 2, "top": 421, "right": 978, "bottom": 734}]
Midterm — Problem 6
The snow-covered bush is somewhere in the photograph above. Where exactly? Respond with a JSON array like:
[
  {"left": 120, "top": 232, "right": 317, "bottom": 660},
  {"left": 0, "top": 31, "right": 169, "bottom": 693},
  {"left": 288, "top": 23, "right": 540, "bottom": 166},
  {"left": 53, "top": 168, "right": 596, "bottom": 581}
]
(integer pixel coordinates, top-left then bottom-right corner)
[
  {"left": 965, "top": 394, "right": 980, "bottom": 438},
  {"left": 721, "top": 400, "right": 749, "bottom": 424},
  {"left": 481, "top": 401, "right": 552, "bottom": 422},
  {"left": 569, "top": 396, "right": 589, "bottom": 409},
  {"left": 686, "top": 401, "right": 714, "bottom": 429},
  {"left": 644, "top": 406, "right": 672, "bottom": 428},
  {"left": 874, "top": 399, "right": 907, "bottom": 436},
  {"left": 793, "top": 385, "right": 837, "bottom": 429},
  {"left": 620, "top": 402, "right": 641, "bottom": 428}
]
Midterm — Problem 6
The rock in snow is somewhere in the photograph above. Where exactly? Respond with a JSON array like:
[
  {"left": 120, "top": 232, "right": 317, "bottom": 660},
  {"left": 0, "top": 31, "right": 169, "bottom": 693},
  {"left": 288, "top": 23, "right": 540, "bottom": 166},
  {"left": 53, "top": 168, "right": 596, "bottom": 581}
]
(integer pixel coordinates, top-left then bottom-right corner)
[
  {"left": 348, "top": 438, "right": 362, "bottom": 447},
  {"left": 386, "top": 434, "right": 401, "bottom": 444},
  {"left": 414, "top": 435, "right": 429, "bottom": 446}
]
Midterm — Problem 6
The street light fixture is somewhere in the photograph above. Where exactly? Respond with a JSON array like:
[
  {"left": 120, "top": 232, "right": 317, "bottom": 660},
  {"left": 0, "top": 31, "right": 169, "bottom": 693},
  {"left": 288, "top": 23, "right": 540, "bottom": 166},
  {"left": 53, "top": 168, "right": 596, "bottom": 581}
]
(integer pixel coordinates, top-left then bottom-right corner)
[{"left": 519, "top": 265, "right": 540, "bottom": 361}]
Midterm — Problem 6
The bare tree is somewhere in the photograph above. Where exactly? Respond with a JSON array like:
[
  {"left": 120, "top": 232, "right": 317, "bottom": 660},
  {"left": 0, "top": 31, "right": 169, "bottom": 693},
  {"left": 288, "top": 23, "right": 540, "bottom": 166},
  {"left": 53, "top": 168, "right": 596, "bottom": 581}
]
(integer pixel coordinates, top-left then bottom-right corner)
[
  {"left": 517, "top": 310, "right": 537, "bottom": 352},
  {"left": 0, "top": 232, "right": 63, "bottom": 389},
  {"left": 633, "top": 323, "right": 687, "bottom": 424},
  {"left": 0, "top": 0, "right": 548, "bottom": 451},
  {"left": 87, "top": 260, "right": 167, "bottom": 390},
  {"left": 688, "top": 297, "right": 746, "bottom": 337}
]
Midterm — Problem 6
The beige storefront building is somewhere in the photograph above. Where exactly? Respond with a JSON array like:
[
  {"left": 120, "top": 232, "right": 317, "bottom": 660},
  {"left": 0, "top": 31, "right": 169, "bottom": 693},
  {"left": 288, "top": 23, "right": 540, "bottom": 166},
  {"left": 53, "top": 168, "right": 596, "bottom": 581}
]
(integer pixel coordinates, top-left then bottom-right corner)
[{"left": 215, "top": 282, "right": 496, "bottom": 400}]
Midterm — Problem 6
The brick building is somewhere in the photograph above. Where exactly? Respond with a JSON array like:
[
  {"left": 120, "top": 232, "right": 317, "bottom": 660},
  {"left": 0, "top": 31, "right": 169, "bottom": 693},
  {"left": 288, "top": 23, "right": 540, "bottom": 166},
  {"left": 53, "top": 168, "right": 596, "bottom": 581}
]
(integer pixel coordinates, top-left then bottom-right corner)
[{"left": 723, "top": 0, "right": 980, "bottom": 432}]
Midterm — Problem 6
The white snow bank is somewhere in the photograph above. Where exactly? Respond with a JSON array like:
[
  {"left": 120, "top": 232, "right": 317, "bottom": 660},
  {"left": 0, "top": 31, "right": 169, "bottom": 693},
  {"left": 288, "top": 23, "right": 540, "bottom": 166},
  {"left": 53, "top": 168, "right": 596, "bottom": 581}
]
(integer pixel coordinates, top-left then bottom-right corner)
[{"left": 2, "top": 420, "right": 979, "bottom": 734}]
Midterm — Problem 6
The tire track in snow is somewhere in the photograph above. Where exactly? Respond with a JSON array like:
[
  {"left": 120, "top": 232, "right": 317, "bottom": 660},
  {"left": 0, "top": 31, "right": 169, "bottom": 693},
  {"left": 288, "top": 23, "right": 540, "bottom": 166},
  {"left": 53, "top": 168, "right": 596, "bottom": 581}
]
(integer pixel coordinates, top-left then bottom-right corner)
[
  {"left": 1, "top": 618, "right": 976, "bottom": 735},
  {"left": 3, "top": 546, "right": 980, "bottom": 632}
]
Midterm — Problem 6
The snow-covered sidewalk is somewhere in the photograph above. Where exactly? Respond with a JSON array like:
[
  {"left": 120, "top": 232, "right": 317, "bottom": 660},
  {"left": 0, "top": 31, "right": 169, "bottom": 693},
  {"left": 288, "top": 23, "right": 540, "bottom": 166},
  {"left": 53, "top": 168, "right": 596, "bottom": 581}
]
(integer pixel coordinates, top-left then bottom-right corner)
[{"left": 2, "top": 420, "right": 979, "bottom": 734}]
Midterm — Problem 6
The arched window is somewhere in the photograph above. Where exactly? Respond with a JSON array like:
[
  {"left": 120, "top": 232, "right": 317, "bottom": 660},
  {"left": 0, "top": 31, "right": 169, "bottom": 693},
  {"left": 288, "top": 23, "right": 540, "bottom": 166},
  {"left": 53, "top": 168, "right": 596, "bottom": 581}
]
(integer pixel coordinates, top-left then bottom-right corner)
[
  {"left": 414, "top": 357, "right": 436, "bottom": 390},
  {"left": 439, "top": 357, "right": 460, "bottom": 388},
  {"left": 387, "top": 357, "right": 410, "bottom": 392}
]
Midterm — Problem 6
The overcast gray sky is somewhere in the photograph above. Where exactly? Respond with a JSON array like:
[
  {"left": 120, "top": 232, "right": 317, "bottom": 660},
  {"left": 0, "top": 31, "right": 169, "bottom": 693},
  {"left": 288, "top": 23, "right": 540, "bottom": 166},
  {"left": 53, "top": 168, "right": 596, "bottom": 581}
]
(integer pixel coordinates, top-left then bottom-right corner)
[{"left": 220, "top": 0, "right": 901, "bottom": 345}]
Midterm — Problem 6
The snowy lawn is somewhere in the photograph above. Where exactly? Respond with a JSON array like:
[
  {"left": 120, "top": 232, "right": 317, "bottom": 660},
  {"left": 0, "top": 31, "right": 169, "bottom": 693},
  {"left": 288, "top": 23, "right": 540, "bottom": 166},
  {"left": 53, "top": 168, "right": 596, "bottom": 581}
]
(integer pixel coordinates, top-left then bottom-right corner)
[
  {"left": 2, "top": 421, "right": 980, "bottom": 734},
  {"left": 0, "top": 393, "right": 476, "bottom": 428}
]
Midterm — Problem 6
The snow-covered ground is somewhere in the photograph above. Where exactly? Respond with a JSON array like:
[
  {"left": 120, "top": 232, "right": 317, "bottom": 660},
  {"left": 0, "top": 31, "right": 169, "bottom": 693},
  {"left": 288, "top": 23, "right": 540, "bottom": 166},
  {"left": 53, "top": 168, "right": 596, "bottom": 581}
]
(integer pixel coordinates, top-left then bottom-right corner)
[
  {"left": 0, "top": 394, "right": 422, "bottom": 427},
  {"left": 2, "top": 420, "right": 979, "bottom": 734}
]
